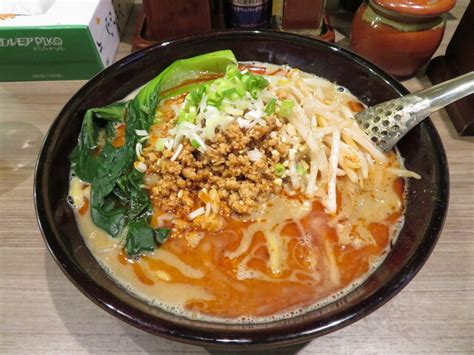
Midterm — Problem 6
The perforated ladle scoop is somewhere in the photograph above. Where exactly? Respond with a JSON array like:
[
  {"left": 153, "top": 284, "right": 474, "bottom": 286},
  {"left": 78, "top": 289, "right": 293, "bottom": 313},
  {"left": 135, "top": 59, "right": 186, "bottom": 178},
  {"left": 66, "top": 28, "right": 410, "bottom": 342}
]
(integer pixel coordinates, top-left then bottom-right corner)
[{"left": 355, "top": 71, "right": 474, "bottom": 152}]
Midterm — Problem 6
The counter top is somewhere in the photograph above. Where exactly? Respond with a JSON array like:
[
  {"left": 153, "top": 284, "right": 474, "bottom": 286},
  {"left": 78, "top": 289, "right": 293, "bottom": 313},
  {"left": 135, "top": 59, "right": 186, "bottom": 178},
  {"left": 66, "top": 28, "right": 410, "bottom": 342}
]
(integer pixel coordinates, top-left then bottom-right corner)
[{"left": 0, "top": 2, "right": 472, "bottom": 354}]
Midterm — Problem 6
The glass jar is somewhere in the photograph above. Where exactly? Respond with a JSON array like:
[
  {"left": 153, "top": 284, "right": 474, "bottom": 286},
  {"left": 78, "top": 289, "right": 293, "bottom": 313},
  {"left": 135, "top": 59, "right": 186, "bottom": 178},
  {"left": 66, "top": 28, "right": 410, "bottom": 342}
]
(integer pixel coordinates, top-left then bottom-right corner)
[{"left": 351, "top": 0, "right": 456, "bottom": 79}]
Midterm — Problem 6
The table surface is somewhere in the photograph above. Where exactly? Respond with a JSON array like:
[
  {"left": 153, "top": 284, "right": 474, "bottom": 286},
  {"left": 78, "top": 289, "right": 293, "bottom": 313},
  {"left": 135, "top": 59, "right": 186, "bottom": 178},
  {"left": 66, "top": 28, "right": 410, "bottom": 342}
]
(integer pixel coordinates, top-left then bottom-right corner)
[{"left": 1, "top": 3, "right": 472, "bottom": 354}]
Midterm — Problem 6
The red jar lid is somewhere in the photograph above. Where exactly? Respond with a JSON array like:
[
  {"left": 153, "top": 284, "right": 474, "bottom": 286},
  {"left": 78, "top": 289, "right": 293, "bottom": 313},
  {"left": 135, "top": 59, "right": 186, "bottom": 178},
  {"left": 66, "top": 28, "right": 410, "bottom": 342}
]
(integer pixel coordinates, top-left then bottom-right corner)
[{"left": 372, "top": 0, "right": 456, "bottom": 16}]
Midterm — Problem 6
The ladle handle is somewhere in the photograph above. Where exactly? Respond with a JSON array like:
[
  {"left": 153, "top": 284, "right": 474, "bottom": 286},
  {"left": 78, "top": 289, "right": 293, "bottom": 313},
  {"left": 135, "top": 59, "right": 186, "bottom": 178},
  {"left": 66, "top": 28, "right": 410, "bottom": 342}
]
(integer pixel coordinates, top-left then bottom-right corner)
[{"left": 416, "top": 71, "right": 474, "bottom": 113}]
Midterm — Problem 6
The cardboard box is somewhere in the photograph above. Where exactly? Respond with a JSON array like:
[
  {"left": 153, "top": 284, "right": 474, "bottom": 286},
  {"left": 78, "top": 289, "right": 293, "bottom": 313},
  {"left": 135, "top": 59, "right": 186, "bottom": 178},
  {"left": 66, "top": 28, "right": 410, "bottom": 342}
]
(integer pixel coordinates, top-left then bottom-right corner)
[{"left": 0, "top": 0, "right": 133, "bottom": 81}]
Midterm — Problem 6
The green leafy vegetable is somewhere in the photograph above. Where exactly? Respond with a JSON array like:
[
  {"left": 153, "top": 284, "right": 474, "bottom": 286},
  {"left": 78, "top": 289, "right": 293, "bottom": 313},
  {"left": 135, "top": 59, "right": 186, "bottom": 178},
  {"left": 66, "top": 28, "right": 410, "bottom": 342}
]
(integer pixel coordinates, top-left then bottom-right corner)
[
  {"left": 90, "top": 143, "right": 131, "bottom": 236},
  {"left": 125, "top": 225, "right": 170, "bottom": 256},
  {"left": 82, "top": 103, "right": 127, "bottom": 149},
  {"left": 154, "top": 228, "right": 171, "bottom": 244},
  {"left": 69, "top": 102, "right": 127, "bottom": 182},
  {"left": 114, "top": 169, "right": 152, "bottom": 221},
  {"left": 126, "top": 220, "right": 156, "bottom": 256},
  {"left": 71, "top": 50, "right": 238, "bottom": 257},
  {"left": 160, "top": 81, "right": 210, "bottom": 101},
  {"left": 134, "top": 49, "right": 237, "bottom": 126}
]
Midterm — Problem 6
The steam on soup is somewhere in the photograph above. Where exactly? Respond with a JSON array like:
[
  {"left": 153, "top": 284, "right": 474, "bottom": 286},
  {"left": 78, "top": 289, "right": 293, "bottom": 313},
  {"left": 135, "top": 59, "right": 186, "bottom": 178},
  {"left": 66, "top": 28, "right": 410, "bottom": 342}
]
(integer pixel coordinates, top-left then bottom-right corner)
[{"left": 68, "top": 50, "right": 420, "bottom": 323}]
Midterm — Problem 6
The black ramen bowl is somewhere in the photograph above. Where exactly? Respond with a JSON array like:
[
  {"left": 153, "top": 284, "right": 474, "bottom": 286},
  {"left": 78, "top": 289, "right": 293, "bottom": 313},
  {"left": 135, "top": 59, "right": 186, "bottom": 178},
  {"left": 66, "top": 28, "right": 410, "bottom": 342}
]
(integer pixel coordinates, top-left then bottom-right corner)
[{"left": 35, "top": 30, "right": 449, "bottom": 349}]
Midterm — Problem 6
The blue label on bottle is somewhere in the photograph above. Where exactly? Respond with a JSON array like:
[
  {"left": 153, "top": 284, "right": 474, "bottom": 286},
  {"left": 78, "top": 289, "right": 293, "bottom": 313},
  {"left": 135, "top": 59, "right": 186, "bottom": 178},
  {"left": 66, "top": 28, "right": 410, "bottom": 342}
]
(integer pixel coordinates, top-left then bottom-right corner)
[{"left": 229, "top": 0, "right": 271, "bottom": 28}]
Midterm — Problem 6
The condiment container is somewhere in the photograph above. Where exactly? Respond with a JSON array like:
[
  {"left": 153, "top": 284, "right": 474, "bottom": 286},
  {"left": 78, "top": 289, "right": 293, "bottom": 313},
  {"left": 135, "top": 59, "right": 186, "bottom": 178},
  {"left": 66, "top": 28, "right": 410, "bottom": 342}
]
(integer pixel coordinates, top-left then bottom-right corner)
[
  {"left": 282, "top": 0, "right": 326, "bottom": 30},
  {"left": 143, "top": 0, "right": 211, "bottom": 40},
  {"left": 226, "top": 0, "right": 272, "bottom": 28},
  {"left": 351, "top": 0, "right": 456, "bottom": 79}
]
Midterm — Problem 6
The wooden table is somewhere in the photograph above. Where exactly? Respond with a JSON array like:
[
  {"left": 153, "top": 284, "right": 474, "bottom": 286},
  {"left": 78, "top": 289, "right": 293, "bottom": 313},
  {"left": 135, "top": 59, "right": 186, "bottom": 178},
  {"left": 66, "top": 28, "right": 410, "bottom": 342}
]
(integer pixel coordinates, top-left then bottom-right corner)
[{"left": 1, "top": 3, "right": 472, "bottom": 354}]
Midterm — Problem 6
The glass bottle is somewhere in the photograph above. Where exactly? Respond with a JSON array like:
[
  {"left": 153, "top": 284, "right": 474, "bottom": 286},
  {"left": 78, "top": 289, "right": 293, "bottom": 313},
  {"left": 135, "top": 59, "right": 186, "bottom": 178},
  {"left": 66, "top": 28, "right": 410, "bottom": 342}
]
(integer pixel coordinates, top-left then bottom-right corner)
[{"left": 226, "top": 0, "right": 273, "bottom": 28}]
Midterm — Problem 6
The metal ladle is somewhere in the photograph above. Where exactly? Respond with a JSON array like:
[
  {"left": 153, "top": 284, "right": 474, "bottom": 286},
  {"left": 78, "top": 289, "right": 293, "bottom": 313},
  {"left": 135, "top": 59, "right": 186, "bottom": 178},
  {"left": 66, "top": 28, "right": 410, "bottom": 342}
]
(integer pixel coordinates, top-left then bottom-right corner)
[{"left": 355, "top": 71, "right": 474, "bottom": 152}]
